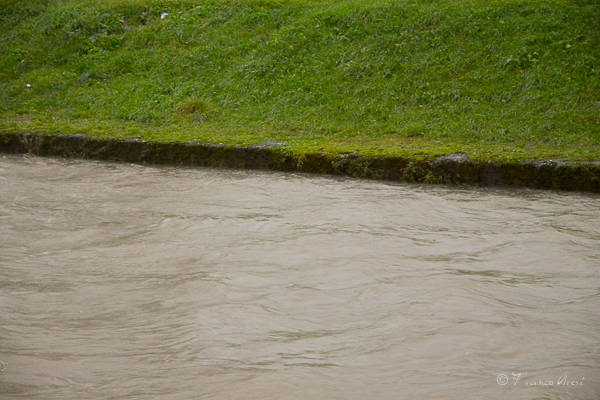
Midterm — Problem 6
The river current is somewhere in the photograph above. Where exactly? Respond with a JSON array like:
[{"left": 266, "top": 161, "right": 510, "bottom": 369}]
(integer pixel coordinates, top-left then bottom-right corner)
[{"left": 0, "top": 154, "right": 599, "bottom": 399}]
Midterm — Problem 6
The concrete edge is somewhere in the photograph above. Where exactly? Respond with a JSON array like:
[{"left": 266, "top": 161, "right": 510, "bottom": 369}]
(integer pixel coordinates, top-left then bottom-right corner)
[{"left": 1, "top": 132, "right": 599, "bottom": 193}]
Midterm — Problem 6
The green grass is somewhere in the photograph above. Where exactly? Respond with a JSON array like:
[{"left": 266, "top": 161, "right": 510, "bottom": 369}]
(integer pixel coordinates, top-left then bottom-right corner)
[{"left": 1, "top": 0, "right": 599, "bottom": 161}]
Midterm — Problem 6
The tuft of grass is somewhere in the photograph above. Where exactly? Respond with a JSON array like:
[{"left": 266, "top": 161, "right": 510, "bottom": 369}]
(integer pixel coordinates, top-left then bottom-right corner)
[
  {"left": 0, "top": 0, "right": 599, "bottom": 161},
  {"left": 175, "top": 97, "right": 218, "bottom": 122},
  {"left": 403, "top": 123, "right": 426, "bottom": 138}
]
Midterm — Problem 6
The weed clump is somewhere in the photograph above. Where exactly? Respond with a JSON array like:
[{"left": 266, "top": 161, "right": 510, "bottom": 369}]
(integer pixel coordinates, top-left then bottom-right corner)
[{"left": 176, "top": 98, "right": 218, "bottom": 122}]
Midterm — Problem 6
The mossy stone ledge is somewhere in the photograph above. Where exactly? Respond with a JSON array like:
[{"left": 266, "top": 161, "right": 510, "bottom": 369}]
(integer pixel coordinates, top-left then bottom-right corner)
[{"left": 1, "top": 132, "right": 599, "bottom": 193}]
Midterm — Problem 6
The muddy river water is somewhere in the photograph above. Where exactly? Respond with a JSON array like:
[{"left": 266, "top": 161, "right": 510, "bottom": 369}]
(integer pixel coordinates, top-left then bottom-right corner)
[{"left": 0, "top": 154, "right": 599, "bottom": 399}]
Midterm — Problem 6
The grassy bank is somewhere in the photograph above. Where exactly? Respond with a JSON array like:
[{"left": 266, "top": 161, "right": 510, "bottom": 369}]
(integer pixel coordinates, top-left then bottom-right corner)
[{"left": 1, "top": 0, "right": 599, "bottom": 161}]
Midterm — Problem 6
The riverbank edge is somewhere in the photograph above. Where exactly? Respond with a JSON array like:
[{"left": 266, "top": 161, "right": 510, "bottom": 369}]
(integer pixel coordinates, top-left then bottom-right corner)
[{"left": 1, "top": 131, "right": 599, "bottom": 192}]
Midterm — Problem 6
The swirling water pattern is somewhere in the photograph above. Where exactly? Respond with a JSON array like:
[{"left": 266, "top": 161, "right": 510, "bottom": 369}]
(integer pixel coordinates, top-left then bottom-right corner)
[{"left": 0, "top": 155, "right": 599, "bottom": 399}]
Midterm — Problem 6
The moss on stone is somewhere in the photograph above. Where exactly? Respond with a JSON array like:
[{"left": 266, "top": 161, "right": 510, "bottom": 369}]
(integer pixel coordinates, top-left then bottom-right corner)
[{"left": 1, "top": 132, "right": 599, "bottom": 193}]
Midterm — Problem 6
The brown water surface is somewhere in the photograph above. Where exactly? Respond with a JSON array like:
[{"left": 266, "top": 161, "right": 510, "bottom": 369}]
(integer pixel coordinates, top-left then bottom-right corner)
[{"left": 0, "top": 154, "right": 599, "bottom": 399}]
